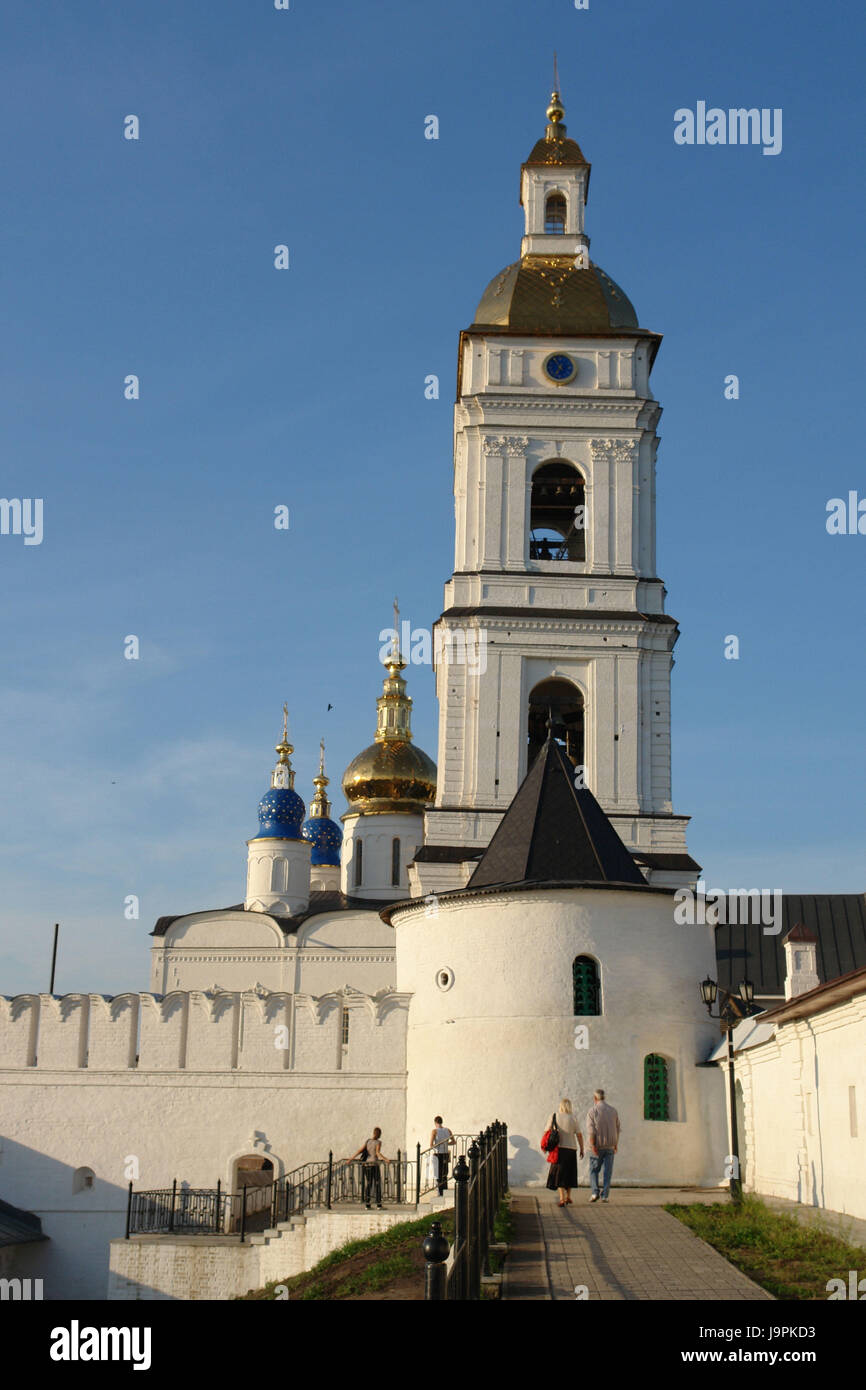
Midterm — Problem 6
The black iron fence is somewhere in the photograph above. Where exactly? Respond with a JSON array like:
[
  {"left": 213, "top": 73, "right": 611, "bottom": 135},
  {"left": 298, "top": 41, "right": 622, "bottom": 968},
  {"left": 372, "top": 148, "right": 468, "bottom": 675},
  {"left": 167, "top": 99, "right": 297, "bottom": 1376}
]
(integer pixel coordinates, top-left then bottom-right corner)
[
  {"left": 423, "top": 1120, "right": 509, "bottom": 1300},
  {"left": 125, "top": 1133, "right": 480, "bottom": 1242}
]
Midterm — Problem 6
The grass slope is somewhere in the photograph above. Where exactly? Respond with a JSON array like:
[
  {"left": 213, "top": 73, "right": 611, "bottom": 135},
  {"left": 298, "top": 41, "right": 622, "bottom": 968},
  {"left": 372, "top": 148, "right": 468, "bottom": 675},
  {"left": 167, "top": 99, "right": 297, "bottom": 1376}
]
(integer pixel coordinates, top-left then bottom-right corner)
[
  {"left": 665, "top": 1196, "right": 866, "bottom": 1300},
  {"left": 236, "top": 1211, "right": 455, "bottom": 1301}
]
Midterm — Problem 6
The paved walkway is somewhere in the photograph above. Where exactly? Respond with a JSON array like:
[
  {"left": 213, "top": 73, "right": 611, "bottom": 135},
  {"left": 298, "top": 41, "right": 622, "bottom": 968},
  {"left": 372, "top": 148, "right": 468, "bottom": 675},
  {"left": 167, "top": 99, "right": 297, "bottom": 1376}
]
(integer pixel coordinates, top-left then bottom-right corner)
[{"left": 502, "top": 1188, "right": 773, "bottom": 1301}]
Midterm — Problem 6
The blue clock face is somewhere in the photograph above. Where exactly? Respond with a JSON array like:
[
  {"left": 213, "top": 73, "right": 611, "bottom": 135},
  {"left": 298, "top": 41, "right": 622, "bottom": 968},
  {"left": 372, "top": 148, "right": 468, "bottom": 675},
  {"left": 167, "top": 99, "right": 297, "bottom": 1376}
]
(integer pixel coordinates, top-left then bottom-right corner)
[{"left": 544, "top": 353, "right": 577, "bottom": 383}]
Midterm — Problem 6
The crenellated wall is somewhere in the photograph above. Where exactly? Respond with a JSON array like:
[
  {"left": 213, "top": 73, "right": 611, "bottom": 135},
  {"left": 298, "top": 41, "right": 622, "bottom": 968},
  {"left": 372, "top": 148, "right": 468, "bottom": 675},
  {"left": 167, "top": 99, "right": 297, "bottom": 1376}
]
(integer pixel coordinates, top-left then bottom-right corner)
[{"left": 0, "top": 987, "right": 409, "bottom": 1075}]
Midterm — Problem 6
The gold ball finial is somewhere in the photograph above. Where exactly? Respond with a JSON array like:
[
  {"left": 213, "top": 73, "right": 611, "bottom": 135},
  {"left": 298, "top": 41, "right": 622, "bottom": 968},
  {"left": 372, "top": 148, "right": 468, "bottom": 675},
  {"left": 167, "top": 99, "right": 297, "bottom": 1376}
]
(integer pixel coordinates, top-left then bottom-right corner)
[
  {"left": 547, "top": 92, "right": 565, "bottom": 125},
  {"left": 546, "top": 52, "right": 565, "bottom": 131}
]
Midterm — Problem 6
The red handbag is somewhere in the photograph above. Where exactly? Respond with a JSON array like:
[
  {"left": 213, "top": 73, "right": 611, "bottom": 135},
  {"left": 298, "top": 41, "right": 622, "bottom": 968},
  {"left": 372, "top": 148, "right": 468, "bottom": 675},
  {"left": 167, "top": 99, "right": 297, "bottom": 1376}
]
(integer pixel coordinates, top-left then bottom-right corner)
[{"left": 541, "top": 1114, "right": 560, "bottom": 1163}]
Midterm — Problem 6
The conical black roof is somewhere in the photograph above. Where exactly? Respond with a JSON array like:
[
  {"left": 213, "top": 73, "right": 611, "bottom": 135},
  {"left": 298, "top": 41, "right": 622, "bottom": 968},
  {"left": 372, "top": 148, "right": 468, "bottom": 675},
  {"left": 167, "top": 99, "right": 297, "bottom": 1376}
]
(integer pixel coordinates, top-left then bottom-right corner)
[{"left": 467, "top": 736, "right": 647, "bottom": 889}]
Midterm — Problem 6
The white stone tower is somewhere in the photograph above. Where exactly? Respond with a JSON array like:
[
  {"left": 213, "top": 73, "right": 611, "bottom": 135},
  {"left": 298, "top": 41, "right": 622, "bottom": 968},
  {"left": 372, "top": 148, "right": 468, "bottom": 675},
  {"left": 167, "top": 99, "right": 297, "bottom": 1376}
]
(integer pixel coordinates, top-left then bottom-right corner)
[{"left": 419, "top": 84, "right": 696, "bottom": 890}]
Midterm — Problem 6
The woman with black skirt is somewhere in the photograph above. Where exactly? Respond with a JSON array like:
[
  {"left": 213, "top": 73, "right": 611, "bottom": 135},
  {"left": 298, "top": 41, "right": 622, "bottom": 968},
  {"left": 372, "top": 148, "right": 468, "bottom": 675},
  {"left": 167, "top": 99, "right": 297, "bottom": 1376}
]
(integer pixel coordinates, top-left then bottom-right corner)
[{"left": 546, "top": 1099, "right": 585, "bottom": 1207}]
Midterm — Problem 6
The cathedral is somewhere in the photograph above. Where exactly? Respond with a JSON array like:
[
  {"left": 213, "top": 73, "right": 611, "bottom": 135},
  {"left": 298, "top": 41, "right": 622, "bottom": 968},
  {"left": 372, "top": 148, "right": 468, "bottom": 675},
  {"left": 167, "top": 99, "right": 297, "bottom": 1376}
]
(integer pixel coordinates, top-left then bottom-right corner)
[{"left": 1, "top": 83, "right": 864, "bottom": 1301}]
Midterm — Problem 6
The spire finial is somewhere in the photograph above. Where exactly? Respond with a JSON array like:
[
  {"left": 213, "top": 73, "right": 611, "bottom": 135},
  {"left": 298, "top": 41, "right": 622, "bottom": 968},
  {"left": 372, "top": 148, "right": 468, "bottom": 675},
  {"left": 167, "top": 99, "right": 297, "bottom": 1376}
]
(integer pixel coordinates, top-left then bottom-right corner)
[
  {"left": 546, "top": 58, "right": 565, "bottom": 134},
  {"left": 386, "top": 595, "right": 406, "bottom": 672},
  {"left": 271, "top": 704, "right": 295, "bottom": 789},
  {"left": 310, "top": 736, "right": 331, "bottom": 815}
]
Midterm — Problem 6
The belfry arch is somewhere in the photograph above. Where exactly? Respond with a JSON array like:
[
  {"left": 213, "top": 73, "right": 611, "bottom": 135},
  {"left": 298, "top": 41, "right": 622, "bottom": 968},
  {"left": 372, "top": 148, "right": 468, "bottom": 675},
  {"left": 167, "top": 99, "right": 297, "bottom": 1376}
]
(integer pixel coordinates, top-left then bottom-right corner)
[
  {"left": 527, "top": 677, "right": 584, "bottom": 769},
  {"left": 529, "top": 461, "right": 586, "bottom": 562}
]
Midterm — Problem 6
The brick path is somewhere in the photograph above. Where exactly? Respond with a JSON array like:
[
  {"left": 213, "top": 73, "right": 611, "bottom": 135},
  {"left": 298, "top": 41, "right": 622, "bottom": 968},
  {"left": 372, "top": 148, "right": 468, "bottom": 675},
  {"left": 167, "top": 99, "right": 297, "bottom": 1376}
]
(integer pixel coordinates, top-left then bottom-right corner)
[{"left": 502, "top": 1188, "right": 773, "bottom": 1301}]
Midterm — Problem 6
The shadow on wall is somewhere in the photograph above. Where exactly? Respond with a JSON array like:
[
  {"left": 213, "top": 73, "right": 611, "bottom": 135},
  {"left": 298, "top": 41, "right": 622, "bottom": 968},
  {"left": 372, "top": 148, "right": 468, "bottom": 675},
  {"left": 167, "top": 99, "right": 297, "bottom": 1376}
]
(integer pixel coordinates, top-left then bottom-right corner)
[
  {"left": 0, "top": 1137, "right": 130, "bottom": 1300},
  {"left": 509, "top": 1135, "right": 546, "bottom": 1184}
]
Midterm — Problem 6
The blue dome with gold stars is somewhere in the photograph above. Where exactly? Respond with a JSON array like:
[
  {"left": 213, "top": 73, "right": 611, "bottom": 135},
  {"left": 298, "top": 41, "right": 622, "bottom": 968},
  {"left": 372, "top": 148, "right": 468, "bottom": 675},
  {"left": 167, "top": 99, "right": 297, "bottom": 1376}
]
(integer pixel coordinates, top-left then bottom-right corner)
[
  {"left": 257, "top": 787, "right": 305, "bottom": 840},
  {"left": 301, "top": 813, "right": 342, "bottom": 866},
  {"left": 252, "top": 710, "right": 306, "bottom": 840},
  {"left": 301, "top": 739, "right": 343, "bottom": 866}
]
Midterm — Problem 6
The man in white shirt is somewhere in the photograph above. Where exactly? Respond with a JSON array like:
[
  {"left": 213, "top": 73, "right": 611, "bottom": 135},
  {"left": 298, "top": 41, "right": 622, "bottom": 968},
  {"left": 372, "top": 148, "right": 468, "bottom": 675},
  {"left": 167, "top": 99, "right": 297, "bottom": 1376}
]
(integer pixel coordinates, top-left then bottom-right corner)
[{"left": 430, "top": 1116, "right": 456, "bottom": 1195}]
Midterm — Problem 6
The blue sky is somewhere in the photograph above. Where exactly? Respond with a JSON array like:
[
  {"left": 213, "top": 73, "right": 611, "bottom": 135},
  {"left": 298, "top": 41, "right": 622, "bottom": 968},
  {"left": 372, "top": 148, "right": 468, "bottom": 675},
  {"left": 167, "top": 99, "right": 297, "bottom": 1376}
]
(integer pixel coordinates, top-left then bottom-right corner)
[{"left": 1, "top": 0, "right": 863, "bottom": 996}]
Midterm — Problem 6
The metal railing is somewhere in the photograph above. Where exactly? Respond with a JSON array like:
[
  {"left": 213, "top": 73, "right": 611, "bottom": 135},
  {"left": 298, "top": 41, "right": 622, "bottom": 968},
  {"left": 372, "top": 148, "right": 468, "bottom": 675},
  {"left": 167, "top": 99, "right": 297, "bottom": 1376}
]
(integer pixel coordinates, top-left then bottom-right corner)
[
  {"left": 423, "top": 1121, "right": 509, "bottom": 1301},
  {"left": 125, "top": 1134, "right": 479, "bottom": 1242}
]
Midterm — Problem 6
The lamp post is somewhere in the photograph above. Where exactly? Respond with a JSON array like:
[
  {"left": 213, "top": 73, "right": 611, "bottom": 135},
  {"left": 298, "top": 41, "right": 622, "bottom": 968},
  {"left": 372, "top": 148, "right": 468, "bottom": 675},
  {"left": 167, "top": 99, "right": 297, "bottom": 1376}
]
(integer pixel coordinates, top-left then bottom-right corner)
[{"left": 700, "top": 975, "right": 755, "bottom": 1205}]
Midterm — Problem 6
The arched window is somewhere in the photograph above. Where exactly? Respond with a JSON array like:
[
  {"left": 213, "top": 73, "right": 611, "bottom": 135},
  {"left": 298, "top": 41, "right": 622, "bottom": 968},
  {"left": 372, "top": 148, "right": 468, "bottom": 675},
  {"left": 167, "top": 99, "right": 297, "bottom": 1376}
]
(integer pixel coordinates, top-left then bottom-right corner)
[
  {"left": 528, "top": 677, "right": 584, "bottom": 769},
  {"left": 530, "top": 461, "right": 585, "bottom": 562},
  {"left": 391, "top": 837, "right": 401, "bottom": 887},
  {"left": 573, "top": 956, "right": 600, "bottom": 1015},
  {"left": 644, "top": 1054, "right": 670, "bottom": 1120},
  {"left": 545, "top": 192, "right": 567, "bottom": 233},
  {"left": 354, "top": 839, "right": 363, "bottom": 888},
  {"left": 73, "top": 1166, "right": 94, "bottom": 1193}
]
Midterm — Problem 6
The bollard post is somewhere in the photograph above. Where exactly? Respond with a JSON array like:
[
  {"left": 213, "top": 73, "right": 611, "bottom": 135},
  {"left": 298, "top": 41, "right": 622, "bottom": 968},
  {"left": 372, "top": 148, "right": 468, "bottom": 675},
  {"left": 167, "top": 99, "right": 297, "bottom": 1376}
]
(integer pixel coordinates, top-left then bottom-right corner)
[
  {"left": 453, "top": 1155, "right": 469, "bottom": 1300},
  {"left": 468, "top": 1139, "right": 481, "bottom": 1299},
  {"left": 422, "top": 1221, "right": 450, "bottom": 1300}
]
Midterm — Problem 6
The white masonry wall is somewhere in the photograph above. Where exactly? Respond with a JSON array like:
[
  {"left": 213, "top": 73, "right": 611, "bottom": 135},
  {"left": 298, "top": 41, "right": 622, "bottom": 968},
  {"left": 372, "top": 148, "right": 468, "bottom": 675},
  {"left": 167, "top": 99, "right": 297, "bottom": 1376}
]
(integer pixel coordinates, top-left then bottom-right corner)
[
  {"left": 0, "top": 987, "right": 408, "bottom": 1300},
  {"left": 734, "top": 992, "right": 866, "bottom": 1220},
  {"left": 108, "top": 1207, "right": 417, "bottom": 1301},
  {"left": 150, "top": 907, "right": 397, "bottom": 995}
]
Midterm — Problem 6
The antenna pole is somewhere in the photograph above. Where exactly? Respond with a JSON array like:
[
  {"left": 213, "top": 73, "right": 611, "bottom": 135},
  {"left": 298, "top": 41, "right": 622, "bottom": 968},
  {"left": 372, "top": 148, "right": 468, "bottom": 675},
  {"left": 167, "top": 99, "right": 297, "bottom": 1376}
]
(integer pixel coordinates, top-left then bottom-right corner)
[{"left": 49, "top": 922, "right": 59, "bottom": 993}]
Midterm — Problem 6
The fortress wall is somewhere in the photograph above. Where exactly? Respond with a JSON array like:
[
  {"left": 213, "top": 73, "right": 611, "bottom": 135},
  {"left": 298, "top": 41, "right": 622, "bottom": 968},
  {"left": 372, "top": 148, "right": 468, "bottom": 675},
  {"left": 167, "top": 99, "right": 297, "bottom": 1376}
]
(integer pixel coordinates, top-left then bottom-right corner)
[
  {"left": 0, "top": 995, "right": 39, "bottom": 1067},
  {"left": 236, "top": 992, "right": 292, "bottom": 1072},
  {"left": 36, "top": 995, "right": 88, "bottom": 1069},
  {"left": 88, "top": 994, "right": 138, "bottom": 1070},
  {"left": 0, "top": 989, "right": 408, "bottom": 1076}
]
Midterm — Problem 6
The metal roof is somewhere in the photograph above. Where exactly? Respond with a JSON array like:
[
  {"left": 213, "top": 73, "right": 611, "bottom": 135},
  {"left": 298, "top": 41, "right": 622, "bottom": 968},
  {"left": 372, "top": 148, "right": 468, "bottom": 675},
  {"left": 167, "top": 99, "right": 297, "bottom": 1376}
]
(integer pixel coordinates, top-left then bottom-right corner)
[
  {"left": 714, "top": 893, "right": 866, "bottom": 997},
  {"left": 0, "top": 1197, "right": 46, "bottom": 1248}
]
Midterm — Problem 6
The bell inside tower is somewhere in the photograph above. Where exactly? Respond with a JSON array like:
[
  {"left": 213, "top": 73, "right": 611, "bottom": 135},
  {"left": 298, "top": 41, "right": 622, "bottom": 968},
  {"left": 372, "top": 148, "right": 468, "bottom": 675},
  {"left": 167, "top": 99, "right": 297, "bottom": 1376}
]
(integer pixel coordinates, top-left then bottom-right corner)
[
  {"left": 527, "top": 677, "right": 585, "bottom": 768},
  {"left": 529, "top": 462, "right": 586, "bottom": 561}
]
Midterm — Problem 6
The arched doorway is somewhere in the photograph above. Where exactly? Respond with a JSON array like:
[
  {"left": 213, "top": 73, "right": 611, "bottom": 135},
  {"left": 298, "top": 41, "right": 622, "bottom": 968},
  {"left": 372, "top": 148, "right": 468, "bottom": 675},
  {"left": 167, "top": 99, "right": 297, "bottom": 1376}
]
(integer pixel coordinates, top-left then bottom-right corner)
[
  {"left": 527, "top": 677, "right": 584, "bottom": 769},
  {"left": 232, "top": 1154, "right": 274, "bottom": 1233}
]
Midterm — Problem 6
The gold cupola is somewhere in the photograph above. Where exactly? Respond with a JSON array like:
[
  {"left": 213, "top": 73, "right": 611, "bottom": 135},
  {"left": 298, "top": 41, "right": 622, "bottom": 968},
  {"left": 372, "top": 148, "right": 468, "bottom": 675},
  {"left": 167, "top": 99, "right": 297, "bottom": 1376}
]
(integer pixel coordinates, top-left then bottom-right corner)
[{"left": 342, "top": 603, "right": 437, "bottom": 815}]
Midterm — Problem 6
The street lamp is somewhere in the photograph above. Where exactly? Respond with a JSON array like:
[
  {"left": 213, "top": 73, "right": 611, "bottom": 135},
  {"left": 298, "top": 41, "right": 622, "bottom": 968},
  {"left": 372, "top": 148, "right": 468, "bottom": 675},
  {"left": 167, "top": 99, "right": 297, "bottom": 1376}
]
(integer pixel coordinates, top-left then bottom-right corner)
[{"left": 700, "top": 976, "right": 756, "bottom": 1204}]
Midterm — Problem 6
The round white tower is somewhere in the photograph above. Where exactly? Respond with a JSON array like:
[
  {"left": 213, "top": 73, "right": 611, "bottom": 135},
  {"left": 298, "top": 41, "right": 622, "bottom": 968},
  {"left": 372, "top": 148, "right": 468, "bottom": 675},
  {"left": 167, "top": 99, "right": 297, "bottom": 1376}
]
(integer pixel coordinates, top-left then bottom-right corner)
[
  {"left": 389, "top": 735, "right": 724, "bottom": 1186},
  {"left": 244, "top": 706, "right": 311, "bottom": 915}
]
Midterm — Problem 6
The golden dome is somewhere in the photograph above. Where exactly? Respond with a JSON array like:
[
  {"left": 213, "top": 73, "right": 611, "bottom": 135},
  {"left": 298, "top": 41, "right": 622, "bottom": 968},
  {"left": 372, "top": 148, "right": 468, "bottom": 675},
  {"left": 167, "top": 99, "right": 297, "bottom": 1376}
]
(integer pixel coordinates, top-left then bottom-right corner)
[
  {"left": 342, "top": 603, "right": 437, "bottom": 815},
  {"left": 342, "top": 738, "right": 437, "bottom": 815}
]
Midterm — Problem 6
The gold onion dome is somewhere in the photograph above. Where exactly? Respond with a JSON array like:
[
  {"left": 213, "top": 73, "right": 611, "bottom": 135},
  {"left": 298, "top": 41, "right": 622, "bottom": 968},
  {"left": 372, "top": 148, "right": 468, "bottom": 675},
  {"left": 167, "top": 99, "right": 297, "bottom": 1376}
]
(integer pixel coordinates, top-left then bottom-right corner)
[
  {"left": 342, "top": 607, "right": 437, "bottom": 816},
  {"left": 473, "top": 80, "right": 638, "bottom": 336}
]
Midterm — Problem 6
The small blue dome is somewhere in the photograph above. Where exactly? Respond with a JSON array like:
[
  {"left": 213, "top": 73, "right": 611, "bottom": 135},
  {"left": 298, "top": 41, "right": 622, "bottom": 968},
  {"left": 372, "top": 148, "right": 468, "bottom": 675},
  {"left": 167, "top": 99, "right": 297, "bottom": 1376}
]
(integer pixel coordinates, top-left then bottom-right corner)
[
  {"left": 256, "top": 787, "right": 305, "bottom": 839},
  {"left": 301, "top": 815, "right": 343, "bottom": 866}
]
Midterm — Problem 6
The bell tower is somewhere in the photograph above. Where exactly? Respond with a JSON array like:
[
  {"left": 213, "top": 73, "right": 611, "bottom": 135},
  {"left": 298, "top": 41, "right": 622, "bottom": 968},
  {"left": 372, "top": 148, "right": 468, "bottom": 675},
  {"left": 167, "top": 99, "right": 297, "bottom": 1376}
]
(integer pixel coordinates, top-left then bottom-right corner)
[{"left": 417, "top": 82, "right": 697, "bottom": 892}]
